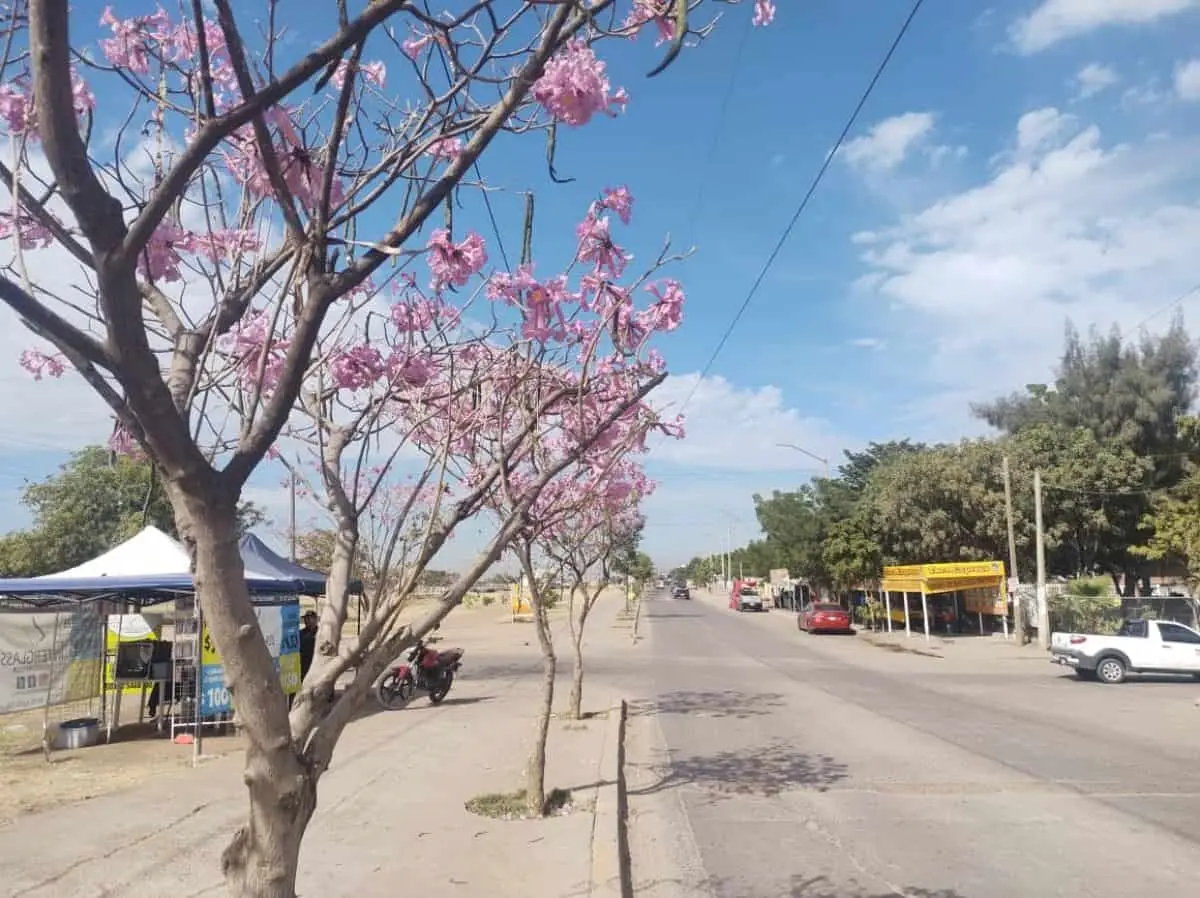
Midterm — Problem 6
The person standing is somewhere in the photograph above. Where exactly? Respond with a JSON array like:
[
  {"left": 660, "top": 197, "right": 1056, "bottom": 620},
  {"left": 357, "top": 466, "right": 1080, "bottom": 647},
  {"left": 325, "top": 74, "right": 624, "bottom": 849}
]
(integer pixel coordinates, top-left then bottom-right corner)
[{"left": 299, "top": 611, "right": 318, "bottom": 682}]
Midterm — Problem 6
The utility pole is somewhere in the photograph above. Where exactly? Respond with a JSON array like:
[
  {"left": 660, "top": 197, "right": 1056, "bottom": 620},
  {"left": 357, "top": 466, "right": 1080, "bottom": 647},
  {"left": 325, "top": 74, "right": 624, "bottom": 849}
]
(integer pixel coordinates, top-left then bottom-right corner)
[
  {"left": 725, "top": 523, "right": 732, "bottom": 592},
  {"left": 1002, "top": 457, "right": 1026, "bottom": 644},
  {"left": 1034, "top": 468, "right": 1049, "bottom": 650},
  {"left": 777, "top": 442, "right": 830, "bottom": 479}
]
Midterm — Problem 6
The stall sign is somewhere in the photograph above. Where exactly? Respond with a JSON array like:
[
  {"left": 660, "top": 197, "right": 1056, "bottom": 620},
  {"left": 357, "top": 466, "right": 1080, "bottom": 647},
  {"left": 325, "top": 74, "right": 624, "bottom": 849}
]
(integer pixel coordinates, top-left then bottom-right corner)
[{"left": 199, "top": 601, "right": 300, "bottom": 717}]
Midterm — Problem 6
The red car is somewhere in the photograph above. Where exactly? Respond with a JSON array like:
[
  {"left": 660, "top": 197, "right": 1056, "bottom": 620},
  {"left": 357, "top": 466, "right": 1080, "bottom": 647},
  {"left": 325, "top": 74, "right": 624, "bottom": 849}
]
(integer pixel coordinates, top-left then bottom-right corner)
[{"left": 798, "top": 603, "right": 853, "bottom": 634}]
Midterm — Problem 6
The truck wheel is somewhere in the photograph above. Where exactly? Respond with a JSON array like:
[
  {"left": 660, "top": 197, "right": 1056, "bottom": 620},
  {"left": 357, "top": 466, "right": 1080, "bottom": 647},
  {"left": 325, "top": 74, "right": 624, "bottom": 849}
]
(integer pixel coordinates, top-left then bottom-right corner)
[{"left": 1096, "top": 656, "right": 1127, "bottom": 684}]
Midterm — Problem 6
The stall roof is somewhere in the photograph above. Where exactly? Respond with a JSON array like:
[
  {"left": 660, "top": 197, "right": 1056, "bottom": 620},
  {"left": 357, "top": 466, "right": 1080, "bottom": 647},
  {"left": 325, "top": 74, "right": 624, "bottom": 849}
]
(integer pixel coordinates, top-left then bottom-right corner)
[
  {"left": 239, "top": 532, "right": 357, "bottom": 594},
  {"left": 881, "top": 561, "right": 1006, "bottom": 595},
  {"left": 0, "top": 572, "right": 301, "bottom": 608}
]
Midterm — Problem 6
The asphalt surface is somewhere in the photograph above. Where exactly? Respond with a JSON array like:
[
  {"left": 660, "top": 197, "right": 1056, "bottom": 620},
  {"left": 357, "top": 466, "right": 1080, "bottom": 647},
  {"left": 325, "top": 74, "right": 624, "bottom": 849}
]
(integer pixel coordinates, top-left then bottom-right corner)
[{"left": 625, "top": 588, "right": 1200, "bottom": 898}]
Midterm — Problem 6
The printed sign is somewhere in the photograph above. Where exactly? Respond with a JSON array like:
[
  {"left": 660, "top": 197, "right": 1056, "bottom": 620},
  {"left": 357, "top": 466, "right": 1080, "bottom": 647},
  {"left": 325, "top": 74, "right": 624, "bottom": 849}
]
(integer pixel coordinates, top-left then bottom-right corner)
[
  {"left": 199, "top": 601, "right": 300, "bottom": 717},
  {"left": 0, "top": 608, "right": 103, "bottom": 714}
]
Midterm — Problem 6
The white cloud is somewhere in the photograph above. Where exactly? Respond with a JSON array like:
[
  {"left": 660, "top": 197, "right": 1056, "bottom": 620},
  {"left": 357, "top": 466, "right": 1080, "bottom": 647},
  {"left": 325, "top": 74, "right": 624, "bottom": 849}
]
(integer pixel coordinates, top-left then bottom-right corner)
[
  {"left": 853, "top": 105, "right": 1200, "bottom": 435},
  {"left": 841, "top": 112, "right": 939, "bottom": 172},
  {"left": 1010, "top": 0, "right": 1200, "bottom": 54},
  {"left": 1013, "top": 107, "right": 1073, "bottom": 157},
  {"left": 849, "top": 336, "right": 886, "bottom": 350},
  {"left": 647, "top": 373, "right": 848, "bottom": 473},
  {"left": 1074, "top": 63, "right": 1120, "bottom": 99},
  {"left": 1175, "top": 59, "right": 1200, "bottom": 101}
]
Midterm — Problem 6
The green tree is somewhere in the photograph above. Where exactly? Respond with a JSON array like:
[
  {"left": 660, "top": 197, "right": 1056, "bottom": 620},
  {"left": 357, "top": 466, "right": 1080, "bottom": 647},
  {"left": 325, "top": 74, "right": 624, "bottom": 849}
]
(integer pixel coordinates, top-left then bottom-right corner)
[
  {"left": 0, "top": 446, "right": 266, "bottom": 577},
  {"left": 822, "top": 514, "right": 883, "bottom": 595},
  {"left": 974, "top": 318, "right": 1197, "bottom": 593},
  {"left": 861, "top": 440, "right": 1012, "bottom": 566}
]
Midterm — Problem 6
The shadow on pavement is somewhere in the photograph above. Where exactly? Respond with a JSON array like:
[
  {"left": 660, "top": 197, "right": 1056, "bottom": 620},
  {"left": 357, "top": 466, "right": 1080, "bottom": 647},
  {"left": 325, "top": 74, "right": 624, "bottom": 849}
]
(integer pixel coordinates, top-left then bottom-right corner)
[
  {"left": 722, "top": 875, "right": 968, "bottom": 897},
  {"left": 633, "top": 690, "right": 787, "bottom": 720},
  {"left": 631, "top": 738, "right": 848, "bottom": 800}
]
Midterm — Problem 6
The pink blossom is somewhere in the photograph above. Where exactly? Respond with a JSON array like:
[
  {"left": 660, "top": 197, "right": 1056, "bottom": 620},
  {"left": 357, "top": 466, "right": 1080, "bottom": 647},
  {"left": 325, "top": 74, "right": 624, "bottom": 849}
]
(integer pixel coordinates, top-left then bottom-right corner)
[
  {"left": 330, "top": 345, "right": 387, "bottom": 391},
  {"left": 0, "top": 212, "right": 54, "bottom": 249},
  {"left": 0, "top": 83, "right": 33, "bottom": 135},
  {"left": 71, "top": 70, "right": 96, "bottom": 116},
  {"left": 137, "top": 220, "right": 196, "bottom": 282},
  {"left": 532, "top": 40, "right": 627, "bottom": 127},
  {"left": 426, "top": 229, "right": 488, "bottom": 291},
  {"left": 386, "top": 351, "right": 434, "bottom": 388},
  {"left": 98, "top": 6, "right": 171, "bottom": 74},
  {"left": 223, "top": 113, "right": 345, "bottom": 211},
  {"left": 753, "top": 0, "right": 777, "bottom": 27},
  {"left": 599, "top": 186, "right": 634, "bottom": 225},
  {"left": 427, "top": 136, "right": 463, "bottom": 161},
  {"left": 624, "top": 1, "right": 674, "bottom": 44},
  {"left": 576, "top": 213, "right": 629, "bottom": 278},
  {"left": 219, "top": 312, "right": 290, "bottom": 391},
  {"left": 643, "top": 279, "right": 685, "bottom": 332},
  {"left": 331, "top": 59, "right": 387, "bottom": 90},
  {"left": 19, "top": 349, "right": 66, "bottom": 380},
  {"left": 108, "top": 422, "right": 141, "bottom": 458},
  {"left": 191, "top": 228, "right": 262, "bottom": 262},
  {"left": 402, "top": 30, "right": 437, "bottom": 59}
]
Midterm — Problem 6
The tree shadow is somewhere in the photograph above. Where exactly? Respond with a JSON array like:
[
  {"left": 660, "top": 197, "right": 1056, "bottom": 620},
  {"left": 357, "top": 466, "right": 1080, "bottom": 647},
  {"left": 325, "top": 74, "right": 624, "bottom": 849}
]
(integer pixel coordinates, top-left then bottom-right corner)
[
  {"left": 631, "top": 739, "right": 848, "bottom": 801},
  {"left": 632, "top": 690, "right": 787, "bottom": 721},
  {"left": 624, "top": 873, "right": 967, "bottom": 898},
  {"left": 727, "top": 874, "right": 969, "bottom": 897}
]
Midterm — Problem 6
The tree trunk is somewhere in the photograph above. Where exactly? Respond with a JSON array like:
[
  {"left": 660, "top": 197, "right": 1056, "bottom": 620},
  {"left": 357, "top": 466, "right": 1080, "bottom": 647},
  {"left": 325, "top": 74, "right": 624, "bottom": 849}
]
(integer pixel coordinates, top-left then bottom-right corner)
[
  {"left": 568, "top": 629, "right": 584, "bottom": 721},
  {"left": 170, "top": 482, "right": 319, "bottom": 898},
  {"left": 525, "top": 594, "right": 555, "bottom": 818}
]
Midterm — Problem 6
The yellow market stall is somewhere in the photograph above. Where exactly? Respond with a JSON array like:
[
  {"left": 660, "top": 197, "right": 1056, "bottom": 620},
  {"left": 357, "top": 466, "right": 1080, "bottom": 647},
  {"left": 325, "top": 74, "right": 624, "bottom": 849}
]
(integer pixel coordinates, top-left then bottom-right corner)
[{"left": 880, "top": 561, "right": 1008, "bottom": 641}]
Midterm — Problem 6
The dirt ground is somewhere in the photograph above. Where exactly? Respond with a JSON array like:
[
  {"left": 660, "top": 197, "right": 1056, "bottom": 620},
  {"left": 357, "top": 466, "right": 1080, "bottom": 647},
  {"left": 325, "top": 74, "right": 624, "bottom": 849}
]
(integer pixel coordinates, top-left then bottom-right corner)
[
  {"left": 0, "top": 724, "right": 245, "bottom": 825},
  {"left": 0, "top": 596, "right": 514, "bottom": 827}
]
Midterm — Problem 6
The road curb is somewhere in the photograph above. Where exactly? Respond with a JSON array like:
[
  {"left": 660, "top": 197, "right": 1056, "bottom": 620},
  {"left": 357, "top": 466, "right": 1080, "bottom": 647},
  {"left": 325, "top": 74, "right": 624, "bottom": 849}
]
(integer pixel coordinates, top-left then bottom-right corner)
[{"left": 589, "top": 698, "right": 631, "bottom": 898}]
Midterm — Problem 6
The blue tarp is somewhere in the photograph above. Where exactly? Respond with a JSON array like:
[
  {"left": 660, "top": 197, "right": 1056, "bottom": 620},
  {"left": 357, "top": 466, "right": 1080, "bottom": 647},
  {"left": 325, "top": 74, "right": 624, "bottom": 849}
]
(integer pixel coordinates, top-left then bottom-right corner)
[
  {"left": 0, "top": 572, "right": 303, "bottom": 608},
  {"left": 238, "top": 532, "right": 356, "bottom": 594}
]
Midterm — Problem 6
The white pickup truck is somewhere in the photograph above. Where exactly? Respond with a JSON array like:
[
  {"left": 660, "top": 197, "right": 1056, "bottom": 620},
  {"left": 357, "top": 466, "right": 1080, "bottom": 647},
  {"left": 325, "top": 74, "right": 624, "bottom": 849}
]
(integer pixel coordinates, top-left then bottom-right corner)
[{"left": 1050, "top": 618, "right": 1200, "bottom": 684}]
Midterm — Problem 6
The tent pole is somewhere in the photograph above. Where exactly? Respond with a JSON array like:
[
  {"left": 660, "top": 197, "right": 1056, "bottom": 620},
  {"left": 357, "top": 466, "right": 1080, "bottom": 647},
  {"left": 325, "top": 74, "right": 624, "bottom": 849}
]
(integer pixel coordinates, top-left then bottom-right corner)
[
  {"left": 194, "top": 598, "right": 203, "bottom": 767},
  {"left": 40, "top": 610, "right": 62, "bottom": 762}
]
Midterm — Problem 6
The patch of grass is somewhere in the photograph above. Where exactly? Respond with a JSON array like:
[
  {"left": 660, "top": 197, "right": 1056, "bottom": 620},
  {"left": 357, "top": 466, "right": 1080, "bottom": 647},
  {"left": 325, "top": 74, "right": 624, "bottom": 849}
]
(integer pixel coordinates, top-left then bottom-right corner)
[{"left": 465, "top": 787, "right": 573, "bottom": 820}]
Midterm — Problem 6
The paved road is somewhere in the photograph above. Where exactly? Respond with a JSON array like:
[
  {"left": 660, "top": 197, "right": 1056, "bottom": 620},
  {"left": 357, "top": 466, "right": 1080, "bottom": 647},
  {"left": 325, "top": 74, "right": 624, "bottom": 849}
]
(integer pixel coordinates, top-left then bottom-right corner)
[{"left": 625, "top": 589, "right": 1200, "bottom": 898}]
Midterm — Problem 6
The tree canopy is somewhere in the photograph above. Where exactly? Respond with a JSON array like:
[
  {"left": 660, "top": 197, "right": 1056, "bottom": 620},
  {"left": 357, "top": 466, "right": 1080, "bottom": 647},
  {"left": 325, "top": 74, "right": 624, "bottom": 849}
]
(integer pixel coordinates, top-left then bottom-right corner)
[
  {"left": 0, "top": 446, "right": 267, "bottom": 577},
  {"left": 683, "top": 319, "right": 1199, "bottom": 597}
]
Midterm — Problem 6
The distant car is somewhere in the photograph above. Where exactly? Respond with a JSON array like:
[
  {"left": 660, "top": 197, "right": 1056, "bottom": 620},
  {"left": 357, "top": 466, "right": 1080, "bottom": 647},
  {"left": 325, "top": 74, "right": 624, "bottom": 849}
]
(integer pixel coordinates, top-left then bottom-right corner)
[
  {"left": 672, "top": 584, "right": 691, "bottom": 600},
  {"left": 798, "top": 603, "right": 853, "bottom": 634},
  {"left": 731, "top": 584, "right": 764, "bottom": 612}
]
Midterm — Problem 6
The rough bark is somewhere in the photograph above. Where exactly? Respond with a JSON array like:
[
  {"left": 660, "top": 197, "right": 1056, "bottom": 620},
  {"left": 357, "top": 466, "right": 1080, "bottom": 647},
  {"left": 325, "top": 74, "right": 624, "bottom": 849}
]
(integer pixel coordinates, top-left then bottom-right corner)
[
  {"left": 525, "top": 568, "right": 556, "bottom": 818},
  {"left": 568, "top": 628, "right": 585, "bottom": 721},
  {"left": 171, "top": 480, "right": 318, "bottom": 898}
]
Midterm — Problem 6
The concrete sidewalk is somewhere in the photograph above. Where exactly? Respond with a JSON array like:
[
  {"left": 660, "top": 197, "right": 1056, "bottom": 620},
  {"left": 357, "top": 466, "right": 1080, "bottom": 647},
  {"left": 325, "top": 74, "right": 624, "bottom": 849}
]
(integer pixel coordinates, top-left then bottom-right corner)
[{"left": 0, "top": 598, "right": 635, "bottom": 898}]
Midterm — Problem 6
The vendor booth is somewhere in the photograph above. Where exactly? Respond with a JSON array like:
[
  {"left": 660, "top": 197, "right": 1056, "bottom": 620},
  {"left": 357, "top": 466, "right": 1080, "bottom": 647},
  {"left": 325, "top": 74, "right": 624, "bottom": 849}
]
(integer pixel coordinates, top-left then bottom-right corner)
[
  {"left": 0, "top": 527, "right": 332, "bottom": 757},
  {"left": 879, "top": 561, "right": 1009, "bottom": 641}
]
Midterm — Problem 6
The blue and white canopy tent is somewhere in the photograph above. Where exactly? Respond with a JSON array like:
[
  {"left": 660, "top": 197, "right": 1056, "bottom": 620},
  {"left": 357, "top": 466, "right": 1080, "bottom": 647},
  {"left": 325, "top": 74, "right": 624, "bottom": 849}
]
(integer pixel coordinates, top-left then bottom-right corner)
[{"left": 0, "top": 527, "right": 309, "bottom": 751}]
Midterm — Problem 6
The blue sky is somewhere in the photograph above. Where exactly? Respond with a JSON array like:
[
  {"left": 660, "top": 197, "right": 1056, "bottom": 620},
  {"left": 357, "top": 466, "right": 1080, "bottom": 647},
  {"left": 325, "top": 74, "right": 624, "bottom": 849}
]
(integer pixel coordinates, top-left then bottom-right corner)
[{"left": 3, "top": 0, "right": 1200, "bottom": 573}]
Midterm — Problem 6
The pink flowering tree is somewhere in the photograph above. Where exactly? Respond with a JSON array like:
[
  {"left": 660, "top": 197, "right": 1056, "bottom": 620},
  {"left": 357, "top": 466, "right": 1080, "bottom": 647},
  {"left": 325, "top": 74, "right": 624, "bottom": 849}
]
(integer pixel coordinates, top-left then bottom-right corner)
[
  {"left": 0, "top": 1, "right": 774, "bottom": 895},
  {"left": 539, "top": 464, "right": 650, "bottom": 720},
  {"left": 498, "top": 448, "right": 659, "bottom": 817}
]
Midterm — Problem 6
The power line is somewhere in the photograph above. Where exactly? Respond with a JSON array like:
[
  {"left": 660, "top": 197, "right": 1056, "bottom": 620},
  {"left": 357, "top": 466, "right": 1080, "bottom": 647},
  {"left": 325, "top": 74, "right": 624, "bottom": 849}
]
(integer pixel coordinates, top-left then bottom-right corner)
[
  {"left": 663, "top": 0, "right": 926, "bottom": 428},
  {"left": 1133, "top": 281, "right": 1200, "bottom": 331},
  {"left": 679, "top": 9, "right": 755, "bottom": 261}
]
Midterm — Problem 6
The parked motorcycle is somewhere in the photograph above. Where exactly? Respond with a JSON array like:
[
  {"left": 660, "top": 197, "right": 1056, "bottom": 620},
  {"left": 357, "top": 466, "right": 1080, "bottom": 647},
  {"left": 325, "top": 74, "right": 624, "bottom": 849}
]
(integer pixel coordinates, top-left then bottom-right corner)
[{"left": 376, "top": 637, "right": 464, "bottom": 709}]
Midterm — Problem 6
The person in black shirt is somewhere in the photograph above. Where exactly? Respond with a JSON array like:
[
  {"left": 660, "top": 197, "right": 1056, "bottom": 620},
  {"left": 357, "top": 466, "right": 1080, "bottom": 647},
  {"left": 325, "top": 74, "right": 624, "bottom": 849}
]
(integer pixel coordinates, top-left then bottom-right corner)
[{"left": 299, "top": 611, "right": 318, "bottom": 681}]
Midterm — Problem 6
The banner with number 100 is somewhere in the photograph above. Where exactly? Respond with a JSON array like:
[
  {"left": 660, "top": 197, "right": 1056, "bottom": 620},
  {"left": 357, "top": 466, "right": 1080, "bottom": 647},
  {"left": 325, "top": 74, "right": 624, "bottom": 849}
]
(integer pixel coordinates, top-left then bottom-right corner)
[{"left": 199, "top": 601, "right": 301, "bottom": 717}]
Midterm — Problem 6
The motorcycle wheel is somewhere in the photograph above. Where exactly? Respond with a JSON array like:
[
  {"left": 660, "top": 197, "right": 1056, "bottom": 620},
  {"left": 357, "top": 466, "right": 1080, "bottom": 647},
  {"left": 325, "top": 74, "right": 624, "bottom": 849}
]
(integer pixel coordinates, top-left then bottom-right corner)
[
  {"left": 429, "top": 670, "right": 454, "bottom": 704},
  {"left": 376, "top": 671, "right": 415, "bottom": 709}
]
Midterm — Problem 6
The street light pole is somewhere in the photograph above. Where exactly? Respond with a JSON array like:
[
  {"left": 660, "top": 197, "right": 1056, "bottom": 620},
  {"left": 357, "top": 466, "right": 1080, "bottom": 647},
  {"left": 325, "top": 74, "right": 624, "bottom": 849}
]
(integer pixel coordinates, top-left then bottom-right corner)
[{"left": 777, "top": 442, "right": 830, "bottom": 479}]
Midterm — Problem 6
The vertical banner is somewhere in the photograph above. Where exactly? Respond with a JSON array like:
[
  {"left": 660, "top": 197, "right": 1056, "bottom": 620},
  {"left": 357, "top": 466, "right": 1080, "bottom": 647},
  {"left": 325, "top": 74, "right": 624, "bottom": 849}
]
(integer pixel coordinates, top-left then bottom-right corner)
[
  {"left": 199, "top": 600, "right": 300, "bottom": 717},
  {"left": 0, "top": 607, "right": 103, "bottom": 714}
]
